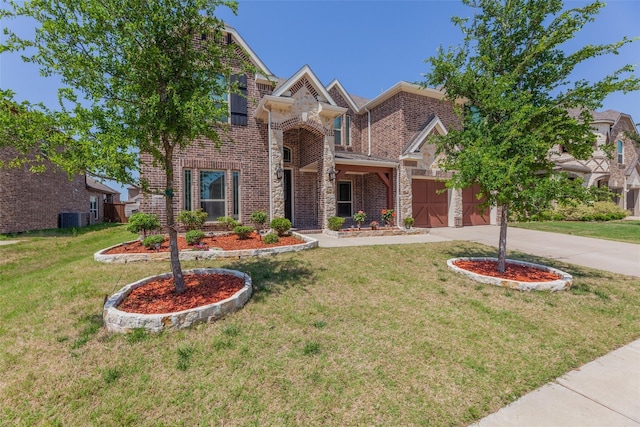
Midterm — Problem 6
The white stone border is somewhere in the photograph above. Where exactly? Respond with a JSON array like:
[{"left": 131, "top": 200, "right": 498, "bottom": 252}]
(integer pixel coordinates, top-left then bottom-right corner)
[
  {"left": 94, "top": 232, "right": 317, "bottom": 263},
  {"left": 103, "top": 268, "right": 252, "bottom": 333},
  {"left": 447, "top": 257, "right": 573, "bottom": 291}
]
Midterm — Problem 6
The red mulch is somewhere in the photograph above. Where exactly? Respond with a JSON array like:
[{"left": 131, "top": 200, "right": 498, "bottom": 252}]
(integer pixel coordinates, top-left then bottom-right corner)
[
  {"left": 105, "top": 232, "right": 303, "bottom": 254},
  {"left": 117, "top": 273, "right": 245, "bottom": 314},
  {"left": 453, "top": 260, "right": 561, "bottom": 282}
]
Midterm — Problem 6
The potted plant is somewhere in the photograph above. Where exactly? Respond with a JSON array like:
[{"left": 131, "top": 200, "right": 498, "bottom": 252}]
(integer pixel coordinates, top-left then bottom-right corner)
[
  {"left": 403, "top": 216, "right": 414, "bottom": 229},
  {"left": 381, "top": 209, "right": 396, "bottom": 227},
  {"left": 353, "top": 210, "right": 367, "bottom": 230},
  {"left": 370, "top": 221, "right": 379, "bottom": 230}
]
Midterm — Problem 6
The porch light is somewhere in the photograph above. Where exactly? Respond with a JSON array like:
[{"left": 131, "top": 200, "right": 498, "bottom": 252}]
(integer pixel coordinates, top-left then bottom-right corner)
[
  {"left": 276, "top": 166, "right": 283, "bottom": 180},
  {"left": 328, "top": 167, "right": 336, "bottom": 181}
]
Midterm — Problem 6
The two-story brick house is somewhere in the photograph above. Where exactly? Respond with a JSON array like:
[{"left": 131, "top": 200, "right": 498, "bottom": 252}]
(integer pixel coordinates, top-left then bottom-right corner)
[
  {"left": 553, "top": 110, "right": 639, "bottom": 216},
  {"left": 139, "top": 26, "right": 498, "bottom": 230},
  {"left": 140, "top": 26, "right": 637, "bottom": 230}
]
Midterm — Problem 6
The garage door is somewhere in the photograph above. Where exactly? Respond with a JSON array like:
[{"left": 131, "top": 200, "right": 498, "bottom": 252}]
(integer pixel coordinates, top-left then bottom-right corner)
[
  {"left": 412, "top": 180, "right": 448, "bottom": 228},
  {"left": 462, "top": 184, "right": 490, "bottom": 226}
]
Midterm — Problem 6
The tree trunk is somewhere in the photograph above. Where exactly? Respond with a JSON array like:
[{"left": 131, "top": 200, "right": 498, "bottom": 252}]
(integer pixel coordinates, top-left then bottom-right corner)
[
  {"left": 164, "top": 140, "right": 186, "bottom": 294},
  {"left": 497, "top": 205, "right": 508, "bottom": 273}
]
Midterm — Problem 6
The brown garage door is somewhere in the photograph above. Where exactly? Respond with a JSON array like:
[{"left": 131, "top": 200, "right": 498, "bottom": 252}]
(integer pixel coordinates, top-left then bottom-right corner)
[
  {"left": 462, "top": 184, "right": 490, "bottom": 226},
  {"left": 412, "top": 180, "right": 448, "bottom": 228}
]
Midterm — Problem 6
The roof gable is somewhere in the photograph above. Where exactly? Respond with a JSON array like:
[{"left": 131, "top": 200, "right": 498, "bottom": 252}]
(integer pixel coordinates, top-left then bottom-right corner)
[
  {"left": 272, "top": 65, "right": 337, "bottom": 106},
  {"left": 403, "top": 114, "right": 449, "bottom": 154},
  {"left": 326, "top": 79, "right": 361, "bottom": 112},
  {"left": 224, "top": 26, "right": 275, "bottom": 81}
]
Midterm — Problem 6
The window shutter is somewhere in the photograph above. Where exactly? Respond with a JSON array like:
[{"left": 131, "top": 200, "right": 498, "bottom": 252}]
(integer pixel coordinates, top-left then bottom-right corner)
[{"left": 230, "top": 74, "right": 248, "bottom": 126}]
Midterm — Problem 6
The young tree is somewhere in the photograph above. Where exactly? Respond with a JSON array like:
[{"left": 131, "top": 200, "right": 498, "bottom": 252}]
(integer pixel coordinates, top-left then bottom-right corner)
[
  {"left": 424, "top": 0, "right": 639, "bottom": 272},
  {"left": 3, "top": 0, "right": 254, "bottom": 293}
]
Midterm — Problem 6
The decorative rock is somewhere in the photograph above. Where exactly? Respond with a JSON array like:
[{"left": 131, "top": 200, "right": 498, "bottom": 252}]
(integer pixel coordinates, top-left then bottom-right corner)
[
  {"left": 447, "top": 257, "right": 572, "bottom": 291},
  {"left": 103, "top": 268, "right": 252, "bottom": 333}
]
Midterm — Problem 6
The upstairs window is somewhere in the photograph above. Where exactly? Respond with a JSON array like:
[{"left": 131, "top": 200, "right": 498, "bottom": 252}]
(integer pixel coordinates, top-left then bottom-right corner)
[
  {"left": 230, "top": 74, "right": 248, "bottom": 126},
  {"left": 617, "top": 140, "right": 624, "bottom": 164},
  {"left": 345, "top": 116, "right": 351, "bottom": 146},
  {"left": 213, "top": 74, "right": 229, "bottom": 123},
  {"left": 334, "top": 116, "right": 342, "bottom": 145}
]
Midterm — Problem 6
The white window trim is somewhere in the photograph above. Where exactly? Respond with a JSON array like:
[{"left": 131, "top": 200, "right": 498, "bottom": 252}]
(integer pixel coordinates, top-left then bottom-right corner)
[
  {"left": 90, "top": 196, "right": 98, "bottom": 220},
  {"left": 617, "top": 140, "right": 624, "bottom": 164}
]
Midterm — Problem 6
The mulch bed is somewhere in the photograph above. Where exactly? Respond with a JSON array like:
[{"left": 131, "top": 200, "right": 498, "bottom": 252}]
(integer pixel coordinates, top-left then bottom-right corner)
[
  {"left": 117, "top": 273, "right": 245, "bottom": 314},
  {"left": 453, "top": 259, "right": 561, "bottom": 282},
  {"left": 104, "top": 232, "right": 303, "bottom": 254}
]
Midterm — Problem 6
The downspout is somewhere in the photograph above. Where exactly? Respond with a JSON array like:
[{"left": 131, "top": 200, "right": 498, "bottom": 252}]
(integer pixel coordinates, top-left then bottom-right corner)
[
  {"left": 262, "top": 103, "right": 273, "bottom": 220},
  {"left": 366, "top": 107, "right": 372, "bottom": 156}
]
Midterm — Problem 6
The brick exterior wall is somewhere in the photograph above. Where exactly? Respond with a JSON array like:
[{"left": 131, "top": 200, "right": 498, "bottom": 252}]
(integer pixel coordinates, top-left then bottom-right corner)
[{"left": 0, "top": 148, "right": 92, "bottom": 233}]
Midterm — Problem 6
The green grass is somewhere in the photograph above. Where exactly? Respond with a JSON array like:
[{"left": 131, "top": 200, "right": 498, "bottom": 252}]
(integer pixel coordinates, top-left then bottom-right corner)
[
  {"left": 511, "top": 220, "right": 640, "bottom": 244},
  {"left": 1, "top": 225, "right": 639, "bottom": 426}
]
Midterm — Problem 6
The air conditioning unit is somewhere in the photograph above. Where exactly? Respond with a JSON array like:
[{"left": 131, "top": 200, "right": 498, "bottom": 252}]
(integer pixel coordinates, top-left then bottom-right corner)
[{"left": 58, "top": 212, "right": 90, "bottom": 228}]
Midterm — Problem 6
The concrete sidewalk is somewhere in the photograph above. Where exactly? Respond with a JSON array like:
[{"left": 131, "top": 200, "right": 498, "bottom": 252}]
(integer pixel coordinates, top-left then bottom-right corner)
[{"left": 304, "top": 226, "right": 640, "bottom": 426}]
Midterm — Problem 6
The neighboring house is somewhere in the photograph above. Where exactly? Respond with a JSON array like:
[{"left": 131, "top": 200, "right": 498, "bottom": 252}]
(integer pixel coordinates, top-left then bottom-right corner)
[
  {"left": 124, "top": 185, "right": 141, "bottom": 218},
  {"left": 553, "top": 110, "right": 640, "bottom": 216},
  {"left": 140, "top": 26, "right": 636, "bottom": 229},
  {"left": 0, "top": 148, "right": 121, "bottom": 233}
]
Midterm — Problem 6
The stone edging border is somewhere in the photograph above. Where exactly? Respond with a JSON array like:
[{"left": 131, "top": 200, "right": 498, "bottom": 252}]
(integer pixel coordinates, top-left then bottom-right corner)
[
  {"left": 323, "top": 227, "right": 428, "bottom": 238},
  {"left": 103, "top": 268, "right": 252, "bottom": 333},
  {"left": 447, "top": 257, "right": 573, "bottom": 291},
  {"left": 94, "top": 232, "right": 317, "bottom": 263}
]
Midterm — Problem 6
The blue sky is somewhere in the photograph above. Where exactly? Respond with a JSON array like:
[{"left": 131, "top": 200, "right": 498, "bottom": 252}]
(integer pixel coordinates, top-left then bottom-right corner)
[{"left": 1, "top": 0, "right": 639, "bottom": 199}]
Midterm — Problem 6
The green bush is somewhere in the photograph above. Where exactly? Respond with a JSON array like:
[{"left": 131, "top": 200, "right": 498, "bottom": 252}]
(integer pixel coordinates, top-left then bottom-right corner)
[
  {"left": 233, "top": 225, "right": 255, "bottom": 240},
  {"left": 263, "top": 233, "right": 279, "bottom": 244},
  {"left": 142, "top": 234, "right": 165, "bottom": 249},
  {"left": 327, "top": 216, "right": 345, "bottom": 231},
  {"left": 126, "top": 213, "right": 161, "bottom": 238},
  {"left": 403, "top": 216, "right": 415, "bottom": 228},
  {"left": 554, "top": 201, "right": 628, "bottom": 221},
  {"left": 177, "top": 209, "right": 208, "bottom": 231},
  {"left": 217, "top": 216, "right": 238, "bottom": 231},
  {"left": 250, "top": 210, "right": 268, "bottom": 232},
  {"left": 185, "top": 230, "right": 205, "bottom": 245},
  {"left": 270, "top": 217, "right": 292, "bottom": 236}
]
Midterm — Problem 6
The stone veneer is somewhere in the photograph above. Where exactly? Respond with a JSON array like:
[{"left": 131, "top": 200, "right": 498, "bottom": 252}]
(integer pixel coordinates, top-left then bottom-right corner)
[
  {"left": 103, "top": 268, "right": 252, "bottom": 333},
  {"left": 447, "top": 257, "right": 573, "bottom": 291},
  {"left": 94, "top": 232, "right": 318, "bottom": 263}
]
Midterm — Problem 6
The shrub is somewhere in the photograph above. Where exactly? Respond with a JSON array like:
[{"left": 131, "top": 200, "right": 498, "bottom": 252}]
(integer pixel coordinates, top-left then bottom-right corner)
[
  {"left": 250, "top": 210, "right": 268, "bottom": 232},
  {"left": 403, "top": 216, "right": 415, "bottom": 228},
  {"left": 126, "top": 213, "right": 161, "bottom": 238},
  {"left": 217, "top": 216, "right": 238, "bottom": 231},
  {"left": 142, "top": 234, "right": 165, "bottom": 249},
  {"left": 185, "top": 230, "right": 205, "bottom": 245},
  {"left": 553, "top": 200, "right": 628, "bottom": 221},
  {"left": 233, "top": 225, "right": 255, "bottom": 240},
  {"left": 327, "top": 216, "right": 345, "bottom": 231},
  {"left": 263, "top": 233, "right": 279, "bottom": 244},
  {"left": 177, "top": 209, "right": 208, "bottom": 231},
  {"left": 270, "top": 217, "right": 292, "bottom": 236}
]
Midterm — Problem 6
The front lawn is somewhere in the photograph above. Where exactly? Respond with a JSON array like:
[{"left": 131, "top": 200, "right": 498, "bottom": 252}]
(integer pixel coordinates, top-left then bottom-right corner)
[
  {"left": 1, "top": 226, "right": 639, "bottom": 426},
  {"left": 511, "top": 219, "right": 640, "bottom": 244}
]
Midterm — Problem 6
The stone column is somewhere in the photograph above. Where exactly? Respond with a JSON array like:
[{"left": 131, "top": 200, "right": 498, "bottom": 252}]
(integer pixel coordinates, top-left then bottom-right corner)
[
  {"left": 398, "top": 165, "right": 412, "bottom": 222},
  {"left": 449, "top": 187, "right": 463, "bottom": 227},
  {"left": 321, "top": 135, "right": 336, "bottom": 228},
  {"left": 271, "top": 128, "right": 285, "bottom": 219}
]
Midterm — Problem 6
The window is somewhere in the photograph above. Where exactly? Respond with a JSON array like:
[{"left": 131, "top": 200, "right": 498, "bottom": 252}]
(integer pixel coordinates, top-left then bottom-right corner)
[
  {"left": 90, "top": 196, "right": 98, "bottom": 220},
  {"left": 200, "top": 171, "right": 226, "bottom": 221},
  {"left": 232, "top": 171, "right": 240, "bottom": 220},
  {"left": 337, "top": 181, "right": 352, "bottom": 217},
  {"left": 334, "top": 116, "right": 342, "bottom": 145},
  {"left": 345, "top": 116, "right": 351, "bottom": 146},
  {"left": 617, "top": 140, "right": 624, "bottom": 164},
  {"left": 230, "top": 74, "right": 248, "bottom": 125},
  {"left": 213, "top": 73, "right": 229, "bottom": 122},
  {"left": 183, "top": 169, "right": 192, "bottom": 211},
  {"left": 283, "top": 147, "right": 292, "bottom": 163}
]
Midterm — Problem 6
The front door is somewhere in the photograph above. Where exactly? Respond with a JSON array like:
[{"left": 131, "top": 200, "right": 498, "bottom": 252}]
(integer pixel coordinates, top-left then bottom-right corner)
[{"left": 284, "top": 169, "right": 293, "bottom": 223}]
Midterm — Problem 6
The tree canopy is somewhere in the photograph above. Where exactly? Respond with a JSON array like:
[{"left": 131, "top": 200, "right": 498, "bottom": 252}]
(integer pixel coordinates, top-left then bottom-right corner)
[
  {"left": 424, "top": 0, "right": 639, "bottom": 271},
  {"left": 2, "top": 0, "right": 255, "bottom": 292}
]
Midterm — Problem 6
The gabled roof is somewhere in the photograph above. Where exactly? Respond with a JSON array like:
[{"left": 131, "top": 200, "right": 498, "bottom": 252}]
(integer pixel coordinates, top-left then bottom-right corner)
[
  {"left": 224, "top": 26, "right": 275, "bottom": 81},
  {"left": 403, "top": 114, "right": 449, "bottom": 154},
  {"left": 86, "top": 177, "right": 119, "bottom": 194},
  {"left": 326, "top": 79, "right": 362, "bottom": 112},
  {"left": 272, "top": 65, "right": 338, "bottom": 106}
]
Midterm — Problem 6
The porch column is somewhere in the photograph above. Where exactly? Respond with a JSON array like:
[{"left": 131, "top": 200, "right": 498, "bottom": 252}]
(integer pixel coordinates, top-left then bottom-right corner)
[
  {"left": 449, "top": 188, "right": 463, "bottom": 227},
  {"left": 398, "top": 165, "right": 412, "bottom": 222},
  {"left": 271, "top": 128, "right": 285, "bottom": 219},
  {"left": 321, "top": 135, "right": 336, "bottom": 227}
]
